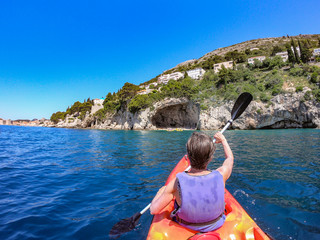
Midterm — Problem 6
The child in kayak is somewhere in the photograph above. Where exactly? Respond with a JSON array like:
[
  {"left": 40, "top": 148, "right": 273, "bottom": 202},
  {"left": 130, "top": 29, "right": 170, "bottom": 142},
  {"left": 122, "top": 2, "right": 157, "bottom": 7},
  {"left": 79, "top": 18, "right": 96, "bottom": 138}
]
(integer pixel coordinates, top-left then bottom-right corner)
[{"left": 150, "top": 131, "right": 234, "bottom": 232}]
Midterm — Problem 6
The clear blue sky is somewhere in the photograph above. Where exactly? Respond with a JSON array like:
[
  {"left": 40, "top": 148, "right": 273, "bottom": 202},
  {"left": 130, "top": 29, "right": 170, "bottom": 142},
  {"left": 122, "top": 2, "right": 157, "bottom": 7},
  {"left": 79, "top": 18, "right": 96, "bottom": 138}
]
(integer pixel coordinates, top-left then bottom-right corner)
[{"left": 0, "top": 0, "right": 319, "bottom": 120}]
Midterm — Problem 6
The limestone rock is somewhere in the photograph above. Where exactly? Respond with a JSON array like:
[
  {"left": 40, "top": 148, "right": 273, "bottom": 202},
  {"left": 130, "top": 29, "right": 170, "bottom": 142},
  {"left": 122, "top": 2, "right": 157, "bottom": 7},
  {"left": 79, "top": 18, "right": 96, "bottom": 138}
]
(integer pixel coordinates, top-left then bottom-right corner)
[{"left": 51, "top": 92, "right": 320, "bottom": 130}]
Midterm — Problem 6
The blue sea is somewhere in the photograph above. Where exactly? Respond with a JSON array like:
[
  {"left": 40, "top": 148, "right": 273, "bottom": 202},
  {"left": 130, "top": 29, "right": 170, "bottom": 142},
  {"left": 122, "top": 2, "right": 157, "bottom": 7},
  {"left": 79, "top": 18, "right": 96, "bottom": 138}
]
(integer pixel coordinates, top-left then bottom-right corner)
[{"left": 0, "top": 125, "right": 319, "bottom": 240}]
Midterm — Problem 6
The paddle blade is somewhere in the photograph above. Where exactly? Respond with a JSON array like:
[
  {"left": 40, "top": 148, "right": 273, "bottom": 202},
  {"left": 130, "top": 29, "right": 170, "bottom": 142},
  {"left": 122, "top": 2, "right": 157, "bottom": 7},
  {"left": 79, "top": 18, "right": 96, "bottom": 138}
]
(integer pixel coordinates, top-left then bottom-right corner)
[
  {"left": 109, "top": 212, "right": 141, "bottom": 238},
  {"left": 231, "top": 92, "right": 253, "bottom": 121}
]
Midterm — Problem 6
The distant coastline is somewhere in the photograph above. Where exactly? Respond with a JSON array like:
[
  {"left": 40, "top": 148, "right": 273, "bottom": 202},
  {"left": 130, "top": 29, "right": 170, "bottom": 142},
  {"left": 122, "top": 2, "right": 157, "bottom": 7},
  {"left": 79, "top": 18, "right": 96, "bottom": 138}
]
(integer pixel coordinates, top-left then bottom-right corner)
[{"left": 0, "top": 118, "right": 52, "bottom": 127}]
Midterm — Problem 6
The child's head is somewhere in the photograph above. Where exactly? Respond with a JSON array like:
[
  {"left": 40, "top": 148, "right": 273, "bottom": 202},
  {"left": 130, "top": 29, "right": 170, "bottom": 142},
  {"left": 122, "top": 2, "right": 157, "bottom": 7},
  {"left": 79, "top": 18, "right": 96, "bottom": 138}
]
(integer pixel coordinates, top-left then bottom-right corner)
[{"left": 186, "top": 132, "right": 216, "bottom": 170}]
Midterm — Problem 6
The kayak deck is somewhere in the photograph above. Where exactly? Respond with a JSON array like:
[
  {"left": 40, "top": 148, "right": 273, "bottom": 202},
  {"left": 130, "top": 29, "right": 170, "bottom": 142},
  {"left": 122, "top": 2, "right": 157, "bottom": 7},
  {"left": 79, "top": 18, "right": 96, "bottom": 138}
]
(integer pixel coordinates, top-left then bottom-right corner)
[{"left": 147, "top": 155, "right": 270, "bottom": 240}]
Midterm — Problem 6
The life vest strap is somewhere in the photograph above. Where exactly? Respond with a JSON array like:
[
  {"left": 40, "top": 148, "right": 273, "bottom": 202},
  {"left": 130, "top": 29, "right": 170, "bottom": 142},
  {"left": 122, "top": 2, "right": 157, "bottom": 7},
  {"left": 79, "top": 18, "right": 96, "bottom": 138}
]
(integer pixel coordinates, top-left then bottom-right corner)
[{"left": 175, "top": 213, "right": 224, "bottom": 227}]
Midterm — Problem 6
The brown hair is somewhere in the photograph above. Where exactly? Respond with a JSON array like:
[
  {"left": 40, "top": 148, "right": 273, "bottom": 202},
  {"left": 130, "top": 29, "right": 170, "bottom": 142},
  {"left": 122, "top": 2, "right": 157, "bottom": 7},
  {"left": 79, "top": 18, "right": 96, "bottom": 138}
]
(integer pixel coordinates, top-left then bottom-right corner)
[{"left": 186, "top": 132, "right": 216, "bottom": 170}]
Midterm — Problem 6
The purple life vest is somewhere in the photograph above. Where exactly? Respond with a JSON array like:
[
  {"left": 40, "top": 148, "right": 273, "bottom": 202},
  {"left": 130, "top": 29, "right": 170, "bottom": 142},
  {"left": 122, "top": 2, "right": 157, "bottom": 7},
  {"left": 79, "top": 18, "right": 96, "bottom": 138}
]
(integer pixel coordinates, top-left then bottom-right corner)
[{"left": 174, "top": 170, "right": 225, "bottom": 232}]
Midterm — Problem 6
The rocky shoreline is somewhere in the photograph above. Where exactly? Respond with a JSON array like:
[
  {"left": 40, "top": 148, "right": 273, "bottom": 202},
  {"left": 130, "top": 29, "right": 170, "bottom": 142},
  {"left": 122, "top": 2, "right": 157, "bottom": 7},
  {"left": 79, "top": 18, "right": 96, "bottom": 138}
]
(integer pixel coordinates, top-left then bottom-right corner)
[
  {"left": 2, "top": 89, "right": 319, "bottom": 130},
  {"left": 51, "top": 89, "right": 320, "bottom": 130}
]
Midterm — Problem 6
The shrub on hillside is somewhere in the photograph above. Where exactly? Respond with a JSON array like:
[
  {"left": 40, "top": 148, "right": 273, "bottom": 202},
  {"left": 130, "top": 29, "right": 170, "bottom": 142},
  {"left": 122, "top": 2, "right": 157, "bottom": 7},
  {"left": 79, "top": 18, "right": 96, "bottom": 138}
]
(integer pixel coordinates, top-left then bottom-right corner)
[
  {"left": 149, "top": 84, "right": 156, "bottom": 89},
  {"left": 303, "top": 91, "right": 312, "bottom": 101},
  {"left": 253, "top": 59, "right": 263, "bottom": 69},
  {"left": 289, "top": 67, "right": 304, "bottom": 76},
  {"left": 128, "top": 94, "right": 152, "bottom": 113},
  {"left": 160, "top": 78, "right": 197, "bottom": 99},
  {"left": 312, "top": 89, "right": 320, "bottom": 102},
  {"left": 262, "top": 71, "right": 283, "bottom": 96},
  {"left": 103, "top": 100, "right": 121, "bottom": 113},
  {"left": 50, "top": 111, "right": 66, "bottom": 123},
  {"left": 260, "top": 92, "right": 271, "bottom": 102},
  {"left": 94, "top": 108, "right": 107, "bottom": 120},
  {"left": 296, "top": 86, "right": 303, "bottom": 92},
  {"left": 118, "top": 82, "right": 140, "bottom": 102},
  {"left": 262, "top": 56, "right": 285, "bottom": 70},
  {"left": 310, "top": 72, "right": 319, "bottom": 84},
  {"left": 225, "top": 50, "right": 247, "bottom": 63},
  {"left": 66, "top": 100, "right": 93, "bottom": 117}
]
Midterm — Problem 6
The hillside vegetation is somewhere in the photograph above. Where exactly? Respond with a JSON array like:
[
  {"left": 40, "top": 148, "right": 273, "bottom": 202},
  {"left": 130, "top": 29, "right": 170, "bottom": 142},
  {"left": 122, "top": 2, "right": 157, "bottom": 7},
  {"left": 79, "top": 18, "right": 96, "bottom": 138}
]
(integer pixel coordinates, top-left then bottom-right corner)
[{"left": 51, "top": 34, "right": 320, "bottom": 123}]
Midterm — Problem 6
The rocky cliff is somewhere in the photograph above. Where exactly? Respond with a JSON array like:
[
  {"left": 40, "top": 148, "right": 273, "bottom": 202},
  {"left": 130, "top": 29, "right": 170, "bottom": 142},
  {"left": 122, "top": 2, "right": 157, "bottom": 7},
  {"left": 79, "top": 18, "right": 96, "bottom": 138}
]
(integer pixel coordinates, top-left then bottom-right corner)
[{"left": 54, "top": 89, "right": 320, "bottom": 130}]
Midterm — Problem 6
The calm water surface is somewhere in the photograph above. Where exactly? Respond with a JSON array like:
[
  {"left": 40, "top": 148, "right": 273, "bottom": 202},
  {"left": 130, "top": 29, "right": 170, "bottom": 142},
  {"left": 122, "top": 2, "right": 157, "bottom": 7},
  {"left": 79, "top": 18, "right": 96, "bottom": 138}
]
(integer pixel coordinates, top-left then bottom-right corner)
[{"left": 0, "top": 126, "right": 319, "bottom": 240}]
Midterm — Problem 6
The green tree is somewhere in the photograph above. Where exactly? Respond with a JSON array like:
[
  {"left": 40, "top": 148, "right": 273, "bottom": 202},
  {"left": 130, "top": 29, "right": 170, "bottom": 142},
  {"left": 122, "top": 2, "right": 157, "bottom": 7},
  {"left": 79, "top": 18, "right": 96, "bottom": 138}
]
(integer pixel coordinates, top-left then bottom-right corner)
[
  {"left": 128, "top": 94, "right": 151, "bottom": 113},
  {"left": 299, "top": 40, "right": 312, "bottom": 63},
  {"left": 69, "top": 101, "right": 82, "bottom": 114},
  {"left": 271, "top": 45, "right": 284, "bottom": 56},
  {"left": 103, "top": 92, "right": 113, "bottom": 104},
  {"left": 201, "top": 55, "right": 225, "bottom": 70},
  {"left": 217, "top": 65, "right": 230, "bottom": 89},
  {"left": 149, "top": 84, "right": 156, "bottom": 89},
  {"left": 253, "top": 58, "right": 262, "bottom": 68},
  {"left": 211, "top": 55, "right": 225, "bottom": 63},
  {"left": 80, "top": 101, "right": 92, "bottom": 114},
  {"left": 50, "top": 111, "right": 66, "bottom": 123},
  {"left": 263, "top": 56, "right": 285, "bottom": 70},
  {"left": 263, "top": 71, "right": 283, "bottom": 95},
  {"left": 245, "top": 49, "right": 251, "bottom": 55},
  {"left": 291, "top": 38, "right": 300, "bottom": 63},
  {"left": 225, "top": 50, "right": 247, "bottom": 63},
  {"left": 118, "top": 82, "right": 140, "bottom": 102},
  {"left": 286, "top": 44, "right": 295, "bottom": 64},
  {"left": 311, "top": 72, "right": 319, "bottom": 84},
  {"left": 199, "top": 71, "right": 218, "bottom": 90},
  {"left": 201, "top": 60, "right": 213, "bottom": 70}
]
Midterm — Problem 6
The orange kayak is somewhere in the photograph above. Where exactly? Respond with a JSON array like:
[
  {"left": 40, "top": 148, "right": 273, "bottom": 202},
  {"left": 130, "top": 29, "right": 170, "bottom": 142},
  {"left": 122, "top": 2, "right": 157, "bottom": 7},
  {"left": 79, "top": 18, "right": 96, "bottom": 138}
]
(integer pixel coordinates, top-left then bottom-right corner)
[{"left": 147, "top": 155, "right": 271, "bottom": 240}]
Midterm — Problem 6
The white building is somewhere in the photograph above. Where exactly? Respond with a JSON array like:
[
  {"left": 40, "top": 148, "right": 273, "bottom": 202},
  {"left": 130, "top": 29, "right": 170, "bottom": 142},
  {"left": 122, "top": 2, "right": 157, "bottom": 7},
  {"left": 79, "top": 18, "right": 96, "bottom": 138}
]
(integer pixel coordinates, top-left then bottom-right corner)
[
  {"left": 93, "top": 98, "right": 104, "bottom": 105},
  {"left": 158, "top": 72, "right": 184, "bottom": 84},
  {"left": 158, "top": 74, "right": 170, "bottom": 84},
  {"left": 187, "top": 68, "right": 206, "bottom": 80},
  {"left": 276, "top": 51, "right": 288, "bottom": 61},
  {"left": 91, "top": 98, "right": 104, "bottom": 114},
  {"left": 250, "top": 47, "right": 259, "bottom": 51},
  {"left": 213, "top": 61, "right": 233, "bottom": 73},
  {"left": 313, "top": 48, "right": 320, "bottom": 56},
  {"left": 248, "top": 56, "right": 266, "bottom": 64}
]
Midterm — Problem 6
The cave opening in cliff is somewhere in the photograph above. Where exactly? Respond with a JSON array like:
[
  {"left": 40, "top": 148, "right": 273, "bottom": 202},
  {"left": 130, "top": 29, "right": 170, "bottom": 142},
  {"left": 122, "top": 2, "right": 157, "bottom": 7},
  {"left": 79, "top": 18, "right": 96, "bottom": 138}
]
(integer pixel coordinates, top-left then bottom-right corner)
[{"left": 151, "top": 103, "right": 200, "bottom": 129}]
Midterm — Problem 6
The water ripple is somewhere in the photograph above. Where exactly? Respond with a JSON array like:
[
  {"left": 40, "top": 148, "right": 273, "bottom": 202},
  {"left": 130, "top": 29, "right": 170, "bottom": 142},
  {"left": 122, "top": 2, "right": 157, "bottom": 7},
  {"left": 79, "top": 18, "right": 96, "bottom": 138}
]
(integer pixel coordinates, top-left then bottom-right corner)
[{"left": 0, "top": 126, "right": 319, "bottom": 239}]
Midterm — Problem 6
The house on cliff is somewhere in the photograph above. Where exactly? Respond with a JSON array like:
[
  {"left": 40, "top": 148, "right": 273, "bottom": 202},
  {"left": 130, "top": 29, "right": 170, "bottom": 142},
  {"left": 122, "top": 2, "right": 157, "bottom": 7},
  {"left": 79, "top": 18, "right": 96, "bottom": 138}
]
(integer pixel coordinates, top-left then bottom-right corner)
[
  {"left": 248, "top": 56, "right": 266, "bottom": 64},
  {"left": 275, "top": 51, "right": 288, "bottom": 61},
  {"left": 313, "top": 48, "right": 320, "bottom": 56},
  {"left": 213, "top": 61, "right": 233, "bottom": 73},
  {"left": 158, "top": 72, "right": 184, "bottom": 84},
  {"left": 187, "top": 68, "right": 206, "bottom": 80}
]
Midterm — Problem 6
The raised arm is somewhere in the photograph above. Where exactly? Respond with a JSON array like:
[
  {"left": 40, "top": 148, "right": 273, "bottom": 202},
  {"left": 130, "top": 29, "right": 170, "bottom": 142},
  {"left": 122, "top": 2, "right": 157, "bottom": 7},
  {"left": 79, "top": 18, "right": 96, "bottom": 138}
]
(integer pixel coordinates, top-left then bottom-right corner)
[
  {"left": 215, "top": 132, "right": 234, "bottom": 183},
  {"left": 150, "top": 177, "right": 177, "bottom": 215}
]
